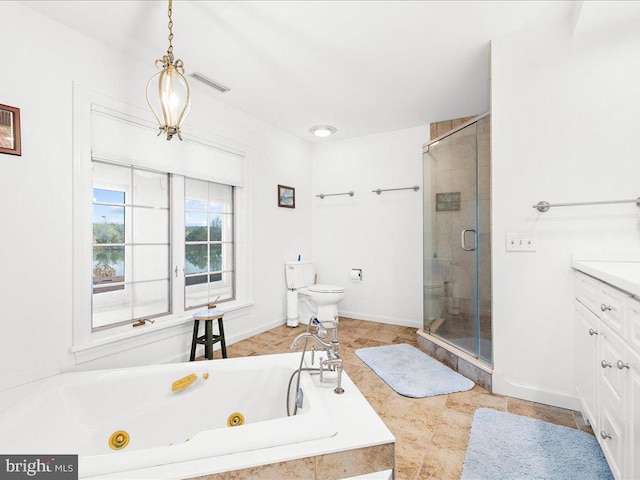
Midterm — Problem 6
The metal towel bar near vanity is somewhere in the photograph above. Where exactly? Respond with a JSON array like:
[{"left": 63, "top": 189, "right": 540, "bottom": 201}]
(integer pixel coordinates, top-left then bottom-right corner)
[{"left": 533, "top": 196, "right": 640, "bottom": 212}]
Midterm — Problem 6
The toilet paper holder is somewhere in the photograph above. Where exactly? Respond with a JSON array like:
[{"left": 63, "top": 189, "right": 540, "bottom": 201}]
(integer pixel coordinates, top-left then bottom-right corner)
[{"left": 350, "top": 269, "right": 362, "bottom": 282}]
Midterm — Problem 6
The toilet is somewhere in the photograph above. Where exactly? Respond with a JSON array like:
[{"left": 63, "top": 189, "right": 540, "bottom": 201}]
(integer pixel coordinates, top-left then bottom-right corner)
[
  {"left": 424, "top": 281, "right": 444, "bottom": 321},
  {"left": 285, "top": 260, "right": 345, "bottom": 324},
  {"left": 424, "top": 257, "right": 452, "bottom": 322}
]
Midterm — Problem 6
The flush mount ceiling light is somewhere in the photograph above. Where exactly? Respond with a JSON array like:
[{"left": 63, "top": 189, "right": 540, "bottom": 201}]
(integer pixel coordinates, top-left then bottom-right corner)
[
  {"left": 309, "top": 125, "right": 337, "bottom": 138},
  {"left": 146, "top": 0, "right": 191, "bottom": 141}
]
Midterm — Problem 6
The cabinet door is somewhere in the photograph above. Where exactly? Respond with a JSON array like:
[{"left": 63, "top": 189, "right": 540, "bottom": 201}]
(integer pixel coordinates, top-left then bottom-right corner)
[
  {"left": 576, "top": 302, "right": 599, "bottom": 427},
  {"left": 600, "top": 395, "right": 624, "bottom": 480},
  {"left": 600, "top": 323, "right": 627, "bottom": 416},
  {"left": 576, "top": 272, "right": 600, "bottom": 314},
  {"left": 600, "top": 285, "right": 626, "bottom": 338},
  {"left": 628, "top": 347, "right": 640, "bottom": 480}
]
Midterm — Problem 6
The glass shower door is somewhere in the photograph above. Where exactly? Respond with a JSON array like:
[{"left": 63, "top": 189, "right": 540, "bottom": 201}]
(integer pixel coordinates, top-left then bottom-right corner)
[{"left": 423, "top": 115, "right": 491, "bottom": 365}]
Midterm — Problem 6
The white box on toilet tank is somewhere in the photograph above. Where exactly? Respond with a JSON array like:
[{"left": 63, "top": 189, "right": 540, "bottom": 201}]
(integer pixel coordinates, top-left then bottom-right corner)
[{"left": 285, "top": 260, "right": 315, "bottom": 289}]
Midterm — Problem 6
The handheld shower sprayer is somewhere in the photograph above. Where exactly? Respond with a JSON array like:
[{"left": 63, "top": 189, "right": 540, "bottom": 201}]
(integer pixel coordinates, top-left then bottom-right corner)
[{"left": 311, "top": 317, "right": 329, "bottom": 339}]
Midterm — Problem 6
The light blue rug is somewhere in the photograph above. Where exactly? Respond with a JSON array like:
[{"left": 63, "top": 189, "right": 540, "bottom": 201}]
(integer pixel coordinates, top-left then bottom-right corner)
[
  {"left": 462, "top": 408, "right": 614, "bottom": 480},
  {"left": 355, "top": 343, "right": 474, "bottom": 398}
]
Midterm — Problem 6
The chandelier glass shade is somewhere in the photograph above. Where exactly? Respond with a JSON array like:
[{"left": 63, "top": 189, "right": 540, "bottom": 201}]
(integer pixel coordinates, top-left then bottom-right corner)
[{"left": 145, "top": 0, "right": 191, "bottom": 141}]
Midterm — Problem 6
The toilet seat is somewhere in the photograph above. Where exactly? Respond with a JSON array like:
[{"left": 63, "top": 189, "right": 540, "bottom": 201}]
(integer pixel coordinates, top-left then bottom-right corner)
[{"left": 309, "top": 284, "right": 345, "bottom": 294}]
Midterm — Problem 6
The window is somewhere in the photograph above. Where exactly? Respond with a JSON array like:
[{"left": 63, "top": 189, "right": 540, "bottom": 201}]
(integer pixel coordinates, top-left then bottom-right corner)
[
  {"left": 92, "top": 188, "right": 125, "bottom": 294},
  {"left": 91, "top": 162, "right": 170, "bottom": 330},
  {"left": 90, "top": 162, "right": 235, "bottom": 330},
  {"left": 184, "top": 178, "right": 235, "bottom": 309},
  {"left": 73, "top": 88, "right": 249, "bottom": 356}
]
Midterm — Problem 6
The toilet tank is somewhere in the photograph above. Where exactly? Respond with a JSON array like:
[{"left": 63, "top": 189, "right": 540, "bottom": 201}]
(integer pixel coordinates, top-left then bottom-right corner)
[{"left": 285, "top": 261, "right": 315, "bottom": 289}]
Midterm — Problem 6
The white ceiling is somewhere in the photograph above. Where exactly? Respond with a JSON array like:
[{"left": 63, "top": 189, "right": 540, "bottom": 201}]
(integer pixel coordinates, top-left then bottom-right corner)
[{"left": 22, "top": 1, "right": 580, "bottom": 142}]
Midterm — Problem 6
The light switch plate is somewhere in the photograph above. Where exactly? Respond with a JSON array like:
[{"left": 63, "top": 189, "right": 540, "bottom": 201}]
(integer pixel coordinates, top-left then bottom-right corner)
[{"left": 506, "top": 233, "right": 537, "bottom": 252}]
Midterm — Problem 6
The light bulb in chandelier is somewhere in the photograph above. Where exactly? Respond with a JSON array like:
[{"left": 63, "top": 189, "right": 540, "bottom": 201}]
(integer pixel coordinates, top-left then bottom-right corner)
[{"left": 145, "top": 0, "right": 191, "bottom": 141}]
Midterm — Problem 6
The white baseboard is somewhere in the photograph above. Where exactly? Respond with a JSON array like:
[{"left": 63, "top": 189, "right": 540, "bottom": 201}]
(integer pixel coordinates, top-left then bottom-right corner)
[
  {"left": 338, "top": 310, "right": 422, "bottom": 329},
  {"left": 227, "top": 318, "right": 288, "bottom": 345},
  {"left": 0, "top": 362, "right": 59, "bottom": 392},
  {"left": 179, "top": 317, "right": 288, "bottom": 360},
  {"left": 161, "top": 352, "right": 191, "bottom": 364},
  {"left": 492, "top": 370, "right": 580, "bottom": 411}
]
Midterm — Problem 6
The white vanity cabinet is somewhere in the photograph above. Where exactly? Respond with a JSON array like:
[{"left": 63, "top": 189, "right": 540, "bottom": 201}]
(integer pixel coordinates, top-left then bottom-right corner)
[{"left": 573, "top": 261, "right": 640, "bottom": 480}]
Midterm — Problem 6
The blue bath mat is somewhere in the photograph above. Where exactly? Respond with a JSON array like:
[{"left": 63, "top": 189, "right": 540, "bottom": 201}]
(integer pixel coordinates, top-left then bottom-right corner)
[
  {"left": 462, "top": 408, "right": 613, "bottom": 480},
  {"left": 355, "top": 343, "right": 474, "bottom": 397}
]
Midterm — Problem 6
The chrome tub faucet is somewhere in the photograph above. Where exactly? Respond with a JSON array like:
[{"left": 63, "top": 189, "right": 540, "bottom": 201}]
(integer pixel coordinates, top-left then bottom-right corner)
[{"left": 290, "top": 316, "right": 344, "bottom": 394}]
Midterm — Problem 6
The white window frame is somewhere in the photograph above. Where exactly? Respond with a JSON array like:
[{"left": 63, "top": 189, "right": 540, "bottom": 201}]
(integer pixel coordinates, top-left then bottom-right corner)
[
  {"left": 71, "top": 84, "right": 253, "bottom": 364},
  {"left": 91, "top": 162, "right": 173, "bottom": 330},
  {"left": 183, "top": 177, "right": 236, "bottom": 310}
]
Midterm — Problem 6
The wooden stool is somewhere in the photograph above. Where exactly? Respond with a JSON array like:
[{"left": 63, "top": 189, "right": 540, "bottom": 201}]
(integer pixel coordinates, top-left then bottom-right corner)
[{"left": 190, "top": 308, "right": 227, "bottom": 361}]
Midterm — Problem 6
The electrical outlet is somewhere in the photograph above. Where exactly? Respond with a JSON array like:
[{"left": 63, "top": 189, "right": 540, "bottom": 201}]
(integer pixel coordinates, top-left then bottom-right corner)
[{"left": 506, "top": 233, "right": 537, "bottom": 252}]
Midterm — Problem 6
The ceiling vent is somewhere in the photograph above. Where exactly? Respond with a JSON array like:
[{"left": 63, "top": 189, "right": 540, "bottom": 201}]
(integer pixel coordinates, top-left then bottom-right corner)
[{"left": 188, "top": 73, "right": 230, "bottom": 93}]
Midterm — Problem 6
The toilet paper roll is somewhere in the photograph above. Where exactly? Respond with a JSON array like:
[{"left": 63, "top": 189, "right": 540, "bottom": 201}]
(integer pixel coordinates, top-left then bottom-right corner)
[
  {"left": 287, "top": 290, "right": 299, "bottom": 320},
  {"left": 350, "top": 269, "right": 362, "bottom": 281}
]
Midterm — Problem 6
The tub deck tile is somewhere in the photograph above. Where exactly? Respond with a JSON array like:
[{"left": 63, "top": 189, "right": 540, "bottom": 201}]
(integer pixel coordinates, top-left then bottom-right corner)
[
  {"left": 193, "top": 457, "right": 314, "bottom": 480},
  {"left": 315, "top": 443, "right": 395, "bottom": 480},
  {"left": 192, "top": 444, "right": 394, "bottom": 480}
]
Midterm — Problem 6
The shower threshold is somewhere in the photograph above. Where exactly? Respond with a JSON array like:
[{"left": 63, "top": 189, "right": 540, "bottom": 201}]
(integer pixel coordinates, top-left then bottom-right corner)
[{"left": 416, "top": 328, "right": 493, "bottom": 391}]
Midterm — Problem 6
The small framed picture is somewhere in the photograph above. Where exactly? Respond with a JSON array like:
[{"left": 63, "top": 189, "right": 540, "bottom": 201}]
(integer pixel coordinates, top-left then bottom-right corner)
[
  {"left": 278, "top": 184, "right": 295, "bottom": 208},
  {"left": 0, "top": 104, "right": 21, "bottom": 156},
  {"left": 436, "top": 192, "right": 461, "bottom": 212}
]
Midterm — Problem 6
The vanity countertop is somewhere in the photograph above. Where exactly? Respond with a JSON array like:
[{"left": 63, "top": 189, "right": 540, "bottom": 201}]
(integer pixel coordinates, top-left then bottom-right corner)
[{"left": 572, "top": 257, "right": 640, "bottom": 298}]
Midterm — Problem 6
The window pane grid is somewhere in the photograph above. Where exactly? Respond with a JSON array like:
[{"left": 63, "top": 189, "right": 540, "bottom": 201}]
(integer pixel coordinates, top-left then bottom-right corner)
[
  {"left": 184, "top": 177, "right": 234, "bottom": 309},
  {"left": 93, "top": 278, "right": 170, "bottom": 287},
  {"left": 92, "top": 162, "right": 170, "bottom": 330},
  {"left": 182, "top": 241, "right": 232, "bottom": 245},
  {"left": 94, "top": 242, "right": 169, "bottom": 247},
  {"left": 94, "top": 202, "right": 168, "bottom": 210},
  {"left": 185, "top": 268, "right": 234, "bottom": 277},
  {"left": 90, "top": 163, "right": 236, "bottom": 331}
]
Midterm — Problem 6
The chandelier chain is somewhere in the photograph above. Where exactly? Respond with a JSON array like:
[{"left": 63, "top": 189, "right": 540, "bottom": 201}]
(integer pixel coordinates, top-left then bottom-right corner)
[{"left": 167, "top": 0, "right": 174, "bottom": 57}]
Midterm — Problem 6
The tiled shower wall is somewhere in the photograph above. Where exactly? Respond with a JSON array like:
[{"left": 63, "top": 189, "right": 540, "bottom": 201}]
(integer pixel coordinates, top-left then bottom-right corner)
[{"left": 429, "top": 116, "right": 477, "bottom": 141}]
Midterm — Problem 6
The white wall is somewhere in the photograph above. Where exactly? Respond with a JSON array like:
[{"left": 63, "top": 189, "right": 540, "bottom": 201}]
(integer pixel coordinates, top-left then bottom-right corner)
[
  {"left": 0, "top": 2, "right": 312, "bottom": 386},
  {"left": 491, "top": 23, "right": 640, "bottom": 408},
  {"left": 9, "top": 0, "right": 639, "bottom": 411},
  {"left": 311, "top": 127, "right": 427, "bottom": 328}
]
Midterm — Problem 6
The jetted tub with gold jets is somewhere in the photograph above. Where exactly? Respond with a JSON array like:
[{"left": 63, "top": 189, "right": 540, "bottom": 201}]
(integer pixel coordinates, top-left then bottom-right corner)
[{"left": 0, "top": 353, "right": 336, "bottom": 478}]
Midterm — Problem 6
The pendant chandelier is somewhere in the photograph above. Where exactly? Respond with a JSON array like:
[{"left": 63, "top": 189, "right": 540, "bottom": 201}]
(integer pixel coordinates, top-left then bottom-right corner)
[{"left": 146, "top": 0, "right": 191, "bottom": 141}]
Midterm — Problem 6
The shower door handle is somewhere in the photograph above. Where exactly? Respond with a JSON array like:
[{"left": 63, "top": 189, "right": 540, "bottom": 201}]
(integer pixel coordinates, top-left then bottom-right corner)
[{"left": 461, "top": 229, "right": 477, "bottom": 251}]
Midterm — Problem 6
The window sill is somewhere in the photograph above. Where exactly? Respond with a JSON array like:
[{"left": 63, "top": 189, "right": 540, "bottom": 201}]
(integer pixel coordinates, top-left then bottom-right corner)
[{"left": 71, "top": 301, "right": 253, "bottom": 365}]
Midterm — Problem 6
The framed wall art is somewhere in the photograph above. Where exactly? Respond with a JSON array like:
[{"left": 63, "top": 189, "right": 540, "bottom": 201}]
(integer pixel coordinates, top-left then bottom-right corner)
[
  {"left": 436, "top": 192, "right": 461, "bottom": 212},
  {"left": 0, "top": 104, "right": 21, "bottom": 156},
  {"left": 278, "top": 184, "right": 295, "bottom": 208}
]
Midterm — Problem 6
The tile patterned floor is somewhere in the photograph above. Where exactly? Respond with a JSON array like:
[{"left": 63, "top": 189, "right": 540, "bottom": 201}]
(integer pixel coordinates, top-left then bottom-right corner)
[{"left": 206, "top": 317, "right": 592, "bottom": 480}]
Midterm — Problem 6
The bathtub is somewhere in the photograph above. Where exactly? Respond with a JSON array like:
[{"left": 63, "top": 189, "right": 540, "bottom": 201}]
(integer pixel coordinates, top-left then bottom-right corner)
[{"left": 0, "top": 353, "right": 336, "bottom": 478}]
